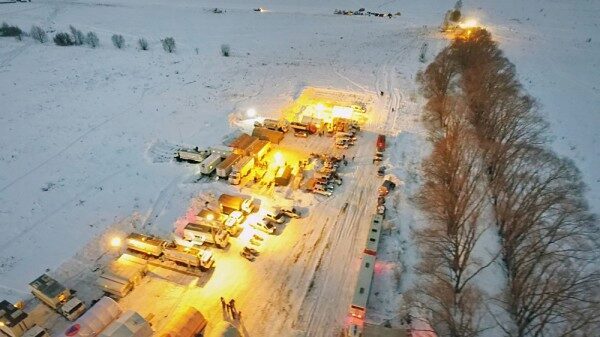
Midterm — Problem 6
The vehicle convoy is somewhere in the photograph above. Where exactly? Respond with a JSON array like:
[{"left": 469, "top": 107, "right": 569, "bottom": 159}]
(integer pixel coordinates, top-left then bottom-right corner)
[
  {"left": 199, "top": 153, "right": 223, "bottom": 175},
  {"left": 228, "top": 156, "right": 254, "bottom": 185},
  {"left": 182, "top": 221, "right": 230, "bottom": 248},
  {"left": 29, "top": 274, "right": 86, "bottom": 321},
  {"left": 218, "top": 194, "right": 254, "bottom": 215},
  {"left": 216, "top": 153, "right": 242, "bottom": 179},
  {"left": 125, "top": 233, "right": 215, "bottom": 269}
]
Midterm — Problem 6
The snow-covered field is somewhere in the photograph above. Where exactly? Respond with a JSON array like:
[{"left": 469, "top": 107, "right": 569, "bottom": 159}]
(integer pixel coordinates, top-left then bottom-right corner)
[{"left": 1, "top": 0, "right": 598, "bottom": 335}]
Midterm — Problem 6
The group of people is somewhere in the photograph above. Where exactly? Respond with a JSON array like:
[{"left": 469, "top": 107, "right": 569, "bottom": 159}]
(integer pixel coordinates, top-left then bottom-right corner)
[{"left": 220, "top": 297, "right": 241, "bottom": 320}]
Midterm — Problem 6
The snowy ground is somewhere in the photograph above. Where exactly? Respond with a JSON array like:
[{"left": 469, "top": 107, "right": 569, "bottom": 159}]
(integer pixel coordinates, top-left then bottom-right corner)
[{"left": 1, "top": 0, "right": 598, "bottom": 335}]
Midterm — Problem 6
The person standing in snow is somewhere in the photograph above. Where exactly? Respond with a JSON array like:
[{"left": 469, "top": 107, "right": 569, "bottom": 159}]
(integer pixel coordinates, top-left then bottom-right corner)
[{"left": 220, "top": 297, "right": 226, "bottom": 312}]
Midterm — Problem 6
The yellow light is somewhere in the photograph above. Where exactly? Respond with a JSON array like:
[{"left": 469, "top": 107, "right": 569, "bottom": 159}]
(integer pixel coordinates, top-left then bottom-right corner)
[
  {"left": 0, "top": 321, "right": 4, "bottom": 327},
  {"left": 206, "top": 213, "right": 215, "bottom": 221},
  {"left": 246, "top": 108, "right": 257, "bottom": 117},
  {"left": 459, "top": 19, "right": 478, "bottom": 29},
  {"left": 110, "top": 237, "right": 122, "bottom": 247}
]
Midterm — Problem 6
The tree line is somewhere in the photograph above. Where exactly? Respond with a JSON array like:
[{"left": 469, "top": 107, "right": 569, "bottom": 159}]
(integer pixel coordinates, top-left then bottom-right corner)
[{"left": 413, "top": 28, "right": 599, "bottom": 336}]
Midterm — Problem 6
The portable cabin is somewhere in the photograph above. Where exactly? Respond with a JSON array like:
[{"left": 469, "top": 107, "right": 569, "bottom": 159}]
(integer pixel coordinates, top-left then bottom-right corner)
[
  {"left": 22, "top": 326, "right": 50, "bottom": 337},
  {"left": 246, "top": 139, "right": 270, "bottom": 161},
  {"left": 274, "top": 166, "right": 292, "bottom": 186},
  {"left": 216, "top": 154, "right": 242, "bottom": 179}
]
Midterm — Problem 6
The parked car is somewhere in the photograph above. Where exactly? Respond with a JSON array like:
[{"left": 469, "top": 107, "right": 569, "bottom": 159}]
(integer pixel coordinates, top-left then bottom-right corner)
[
  {"left": 294, "top": 131, "right": 309, "bottom": 138},
  {"left": 251, "top": 219, "right": 276, "bottom": 234},
  {"left": 225, "top": 211, "right": 244, "bottom": 227},
  {"left": 377, "top": 166, "right": 386, "bottom": 177},
  {"left": 313, "top": 186, "right": 332, "bottom": 196},
  {"left": 264, "top": 212, "right": 286, "bottom": 224},
  {"left": 281, "top": 208, "right": 301, "bottom": 218}
]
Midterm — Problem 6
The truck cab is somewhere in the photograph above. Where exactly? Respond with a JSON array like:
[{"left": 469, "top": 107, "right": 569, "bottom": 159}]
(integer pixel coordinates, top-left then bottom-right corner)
[{"left": 59, "top": 297, "right": 86, "bottom": 321}]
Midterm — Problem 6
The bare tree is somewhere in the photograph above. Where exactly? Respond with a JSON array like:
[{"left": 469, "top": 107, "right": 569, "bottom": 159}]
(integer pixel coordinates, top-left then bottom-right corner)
[
  {"left": 112, "top": 34, "right": 125, "bottom": 49},
  {"left": 162, "top": 37, "right": 175, "bottom": 53},
  {"left": 69, "top": 25, "right": 84, "bottom": 45},
  {"left": 85, "top": 31, "right": 99, "bottom": 48},
  {"left": 138, "top": 37, "right": 148, "bottom": 50},
  {"left": 30, "top": 25, "right": 47, "bottom": 43},
  {"left": 415, "top": 121, "right": 495, "bottom": 336}
]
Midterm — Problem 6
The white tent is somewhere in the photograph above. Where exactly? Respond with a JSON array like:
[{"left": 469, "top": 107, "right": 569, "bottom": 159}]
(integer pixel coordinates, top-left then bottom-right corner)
[
  {"left": 64, "top": 297, "right": 122, "bottom": 337},
  {"left": 98, "top": 311, "right": 152, "bottom": 337}
]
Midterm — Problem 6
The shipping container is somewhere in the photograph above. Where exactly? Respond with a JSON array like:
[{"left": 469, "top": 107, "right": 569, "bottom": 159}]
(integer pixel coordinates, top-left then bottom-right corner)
[{"left": 216, "top": 154, "right": 242, "bottom": 178}]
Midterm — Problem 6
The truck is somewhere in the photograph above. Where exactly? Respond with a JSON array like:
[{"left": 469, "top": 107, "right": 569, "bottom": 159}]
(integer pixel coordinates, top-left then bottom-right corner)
[
  {"left": 96, "top": 254, "right": 147, "bottom": 298},
  {"left": 378, "top": 179, "right": 396, "bottom": 196},
  {"left": 162, "top": 243, "right": 214, "bottom": 271},
  {"left": 262, "top": 118, "right": 288, "bottom": 132},
  {"left": 175, "top": 149, "right": 210, "bottom": 163},
  {"left": 126, "top": 233, "right": 165, "bottom": 257},
  {"left": 228, "top": 156, "right": 254, "bottom": 185},
  {"left": 183, "top": 221, "right": 230, "bottom": 248},
  {"left": 376, "top": 134, "right": 386, "bottom": 152},
  {"left": 216, "top": 153, "right": 242, "bottom": 179},
  {"left": 29, "top": 274, "right": 86, "bottom": 321},
  {"left": 199, "top": 153, "right": 223, "bottom": 175},
  {"left": 218, "top": 194, "right": 254, "bottom": 215}
]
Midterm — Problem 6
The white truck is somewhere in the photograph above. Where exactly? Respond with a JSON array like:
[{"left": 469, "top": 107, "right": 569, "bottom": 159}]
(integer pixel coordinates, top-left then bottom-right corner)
[
  {"left": 183, "top": 221, "right": 230, "bottom": 248},
  {"left": 162, "top": 243, "right": 214, "bottom": 271},
  {"left": 216, "top": 153, "right": 242, "bottom": 179},
  {"left": 29, "top": 274, "right": 86, "bottom": 321},
  {"left": 228, "top": 156, "right": 254, "bottom": 185},
  {"left": 199, "top": 153, "right": 223, "bottom": 175}
]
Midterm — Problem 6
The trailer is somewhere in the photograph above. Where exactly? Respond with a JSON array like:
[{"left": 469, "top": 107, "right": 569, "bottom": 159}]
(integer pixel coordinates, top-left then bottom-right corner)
[
  {"left": 125, "top": 233, "right": 166, "bottom": 257},
  {"left": 183, "top": 222, "right": 229, "bottom": 248},
  {"left": 199, "top": 153, "right": 223, "bottom": 175},
  {"left": 218, "top": 194, "right": 254, "bottom": 214},
  {"left": 228, "top": 156, "right": 254, "bottom": 185},
  {"left": 252, "top": 127, "right": 285, "bottom": 144},
  {"left": 216, "top": 153, "right": 242, "bottom": 179},
  {"left": 274, "top": 166, "right": 292, "bottom": 186},
  {"left": 159, "top": 307, "right": 207, "bottom": 337},
  {"left": 22, "top": 326, "right": 49, "bottom": 337},
  {"left": 175, "top": 149, "right": 210, "bottom": 163},
  {"left": 98, "top": 311, "right": 152, "bottom": 337},
  {"left": 349, "top": 254, "right": 376, "bottom": 321},
  {"left": 96, "top": 254, "right": 147, "bottom": 298},
  {"left": 162, "top": 243, "right": 214, "bottom": 271},
  {"left": 289, "top": 122, "right": 310, "bottom": 132}
]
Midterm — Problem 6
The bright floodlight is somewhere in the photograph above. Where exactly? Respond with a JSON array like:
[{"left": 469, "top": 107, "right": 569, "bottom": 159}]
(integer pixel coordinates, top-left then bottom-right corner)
[
  {"left": 247, "top": 108, "right": 257, "bottom": 117},
  {"left": 274, "top": 152, "right": 284, "bottom": 166},
  {"left": 316, "top": 103, "right": 325, "bottom": 112},
  {"left": 110, "top": 237, "right": 122, "bottom": 247},
  {"left": 206, "top": 213, "right": 215, "bottom": 221}
]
